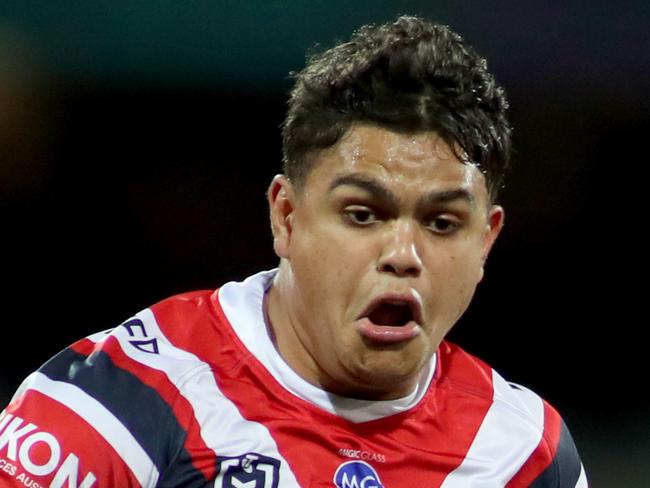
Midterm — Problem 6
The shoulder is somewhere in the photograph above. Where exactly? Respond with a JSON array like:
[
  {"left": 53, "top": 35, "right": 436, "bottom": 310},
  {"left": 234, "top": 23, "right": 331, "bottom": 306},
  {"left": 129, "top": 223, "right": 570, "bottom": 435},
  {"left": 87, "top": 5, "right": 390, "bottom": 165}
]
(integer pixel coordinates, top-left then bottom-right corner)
[
  {"left": 1, "top": 289, "right": 223, "bottom": 488},
  {"left": 24, "top": 288, "right": 226, "bottom": 416},
  {"left": 436, "top": 341, "right": 588, "bottom": 487}
]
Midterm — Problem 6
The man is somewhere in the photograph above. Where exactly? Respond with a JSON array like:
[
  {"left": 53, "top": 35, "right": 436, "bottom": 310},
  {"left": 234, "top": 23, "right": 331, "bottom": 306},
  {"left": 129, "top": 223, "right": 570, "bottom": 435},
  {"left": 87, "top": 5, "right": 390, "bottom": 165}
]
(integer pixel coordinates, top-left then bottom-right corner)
[{"left": 1, "top": 16, "right": 587, "bottom": 488}]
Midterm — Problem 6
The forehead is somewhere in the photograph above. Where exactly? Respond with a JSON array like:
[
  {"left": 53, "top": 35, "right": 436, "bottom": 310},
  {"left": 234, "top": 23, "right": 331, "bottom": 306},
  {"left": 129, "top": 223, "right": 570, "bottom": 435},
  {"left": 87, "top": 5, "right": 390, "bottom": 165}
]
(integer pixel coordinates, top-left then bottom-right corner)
[{"left": 306, "top": 124, "right": 488, "bottom": 199}]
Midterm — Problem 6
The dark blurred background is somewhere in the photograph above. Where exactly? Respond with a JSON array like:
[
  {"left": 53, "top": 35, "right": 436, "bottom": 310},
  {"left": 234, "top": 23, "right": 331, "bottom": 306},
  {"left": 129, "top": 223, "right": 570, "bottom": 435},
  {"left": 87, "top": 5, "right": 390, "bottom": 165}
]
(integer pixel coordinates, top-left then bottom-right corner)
[{"left": 1, "top": 1, "right": 648, "bottom": 485}]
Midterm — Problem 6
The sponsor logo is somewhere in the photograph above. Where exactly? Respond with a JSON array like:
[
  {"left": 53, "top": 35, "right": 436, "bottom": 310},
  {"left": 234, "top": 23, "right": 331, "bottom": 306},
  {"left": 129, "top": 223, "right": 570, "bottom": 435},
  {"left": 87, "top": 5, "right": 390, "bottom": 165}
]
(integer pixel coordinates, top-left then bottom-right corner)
[
  {"left": 0, "top": 412, "right": 96, "bottom": 488},
  {"left": 121, "top": 318, "right": 159, "bottom": 354},
  {"left": 333, "top": 460, "right": 384, "bottom": 488},
  {"left": 338, "top": 448, "right": 386, "bottom": 463},
  {"left": 214, "top": 452, "right": 280, "bottom": 488}
]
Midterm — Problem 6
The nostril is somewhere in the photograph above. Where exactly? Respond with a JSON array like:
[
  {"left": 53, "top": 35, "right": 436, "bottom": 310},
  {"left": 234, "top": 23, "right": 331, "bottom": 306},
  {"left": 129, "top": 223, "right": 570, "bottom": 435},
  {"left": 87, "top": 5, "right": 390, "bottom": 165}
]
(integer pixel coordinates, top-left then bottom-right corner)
[
  {"left": 377, "top": 239, "right": 423, "bottom": 277},
  {"left": 379, "top": 263, "right": 397, "bottom": 274},
  {"left": 378, "top": 262, "right": 420, "bottom": 277}
]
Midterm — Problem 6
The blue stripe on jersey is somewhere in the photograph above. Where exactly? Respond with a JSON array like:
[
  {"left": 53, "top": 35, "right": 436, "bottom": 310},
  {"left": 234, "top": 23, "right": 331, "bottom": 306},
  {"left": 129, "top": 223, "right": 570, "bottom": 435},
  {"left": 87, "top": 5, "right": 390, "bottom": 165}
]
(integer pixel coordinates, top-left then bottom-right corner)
[
  {"left": 530, "top": 420, "right": 583, "bottom": 488},
  {"left": 39, "top": 346, "right": 215, "bottom": 488}
]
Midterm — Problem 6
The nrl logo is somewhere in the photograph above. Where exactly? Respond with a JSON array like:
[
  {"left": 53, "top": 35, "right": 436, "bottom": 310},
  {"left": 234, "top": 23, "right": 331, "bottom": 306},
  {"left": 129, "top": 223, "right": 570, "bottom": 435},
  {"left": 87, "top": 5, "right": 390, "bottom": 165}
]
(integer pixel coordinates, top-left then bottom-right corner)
[{"left": 214, "top": 452, "right": 280, "bottom": 488}]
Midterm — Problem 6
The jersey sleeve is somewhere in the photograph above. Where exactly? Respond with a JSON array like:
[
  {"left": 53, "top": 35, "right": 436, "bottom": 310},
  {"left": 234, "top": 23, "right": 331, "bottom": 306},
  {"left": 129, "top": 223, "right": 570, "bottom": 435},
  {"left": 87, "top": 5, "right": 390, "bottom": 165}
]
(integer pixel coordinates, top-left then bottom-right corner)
[
  {"left": 505, "top": 384, "right": 588, "bottom": 488},
  {"left": 0, "top": 328, "right": 165, "bottom": 488},
  {"left": 0, "top": 308, "right": 217, "bottom": 488}
]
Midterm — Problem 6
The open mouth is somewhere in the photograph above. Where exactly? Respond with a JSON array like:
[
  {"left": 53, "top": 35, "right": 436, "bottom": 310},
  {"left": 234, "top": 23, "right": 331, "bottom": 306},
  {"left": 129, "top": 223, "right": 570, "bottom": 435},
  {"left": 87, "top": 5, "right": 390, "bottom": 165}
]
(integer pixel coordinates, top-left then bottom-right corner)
[
  {"left": 367, "top": 302, "right": 414, "bottom": 327},
  {"left": 359, "top": 294, "right": 422, "bottom": 327},
  {"left": 356, "top": 294, "right": 423, "bottom": 343}
]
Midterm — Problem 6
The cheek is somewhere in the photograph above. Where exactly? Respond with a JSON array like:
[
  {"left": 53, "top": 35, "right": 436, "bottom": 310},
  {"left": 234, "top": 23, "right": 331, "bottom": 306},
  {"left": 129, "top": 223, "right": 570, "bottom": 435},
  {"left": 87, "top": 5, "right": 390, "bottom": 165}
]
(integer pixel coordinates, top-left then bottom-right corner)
[
  {"left": 299, "top": 217, "right": 372, "bottom": 268},
  {"left": 290, "top": 228, "right": 353, "bottom": 303},
  {"left": 433, "top": 247, "right": 485, "bottom": 303}
]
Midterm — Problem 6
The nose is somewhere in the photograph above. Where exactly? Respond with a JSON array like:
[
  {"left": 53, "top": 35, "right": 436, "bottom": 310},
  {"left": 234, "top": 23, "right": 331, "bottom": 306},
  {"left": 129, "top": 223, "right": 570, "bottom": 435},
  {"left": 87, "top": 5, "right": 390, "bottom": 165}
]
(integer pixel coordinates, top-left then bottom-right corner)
[{"left": 376, "top": 220, "right": 423, "bottom": 277}]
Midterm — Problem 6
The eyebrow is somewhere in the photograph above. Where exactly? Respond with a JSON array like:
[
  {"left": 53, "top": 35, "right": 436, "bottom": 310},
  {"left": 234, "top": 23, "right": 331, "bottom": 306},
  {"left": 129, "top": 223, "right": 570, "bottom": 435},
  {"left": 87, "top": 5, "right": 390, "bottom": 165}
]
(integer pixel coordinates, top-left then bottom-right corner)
[
  {"left": 329, "top": 174, "right": 399, "bottom": 207},
  {"left": 328, "top": 173, "right": 475, "bottom": 210}
]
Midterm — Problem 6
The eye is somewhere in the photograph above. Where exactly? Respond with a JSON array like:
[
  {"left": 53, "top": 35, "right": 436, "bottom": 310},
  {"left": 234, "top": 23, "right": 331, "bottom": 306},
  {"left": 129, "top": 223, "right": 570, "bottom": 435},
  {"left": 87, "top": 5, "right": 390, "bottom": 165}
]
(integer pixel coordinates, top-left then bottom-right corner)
[
  {"left": 427, "top": 215, "right": 461, "bottom": 234},
  {"left": 345, "top": 206, "right": 379, "bottom": 225}
]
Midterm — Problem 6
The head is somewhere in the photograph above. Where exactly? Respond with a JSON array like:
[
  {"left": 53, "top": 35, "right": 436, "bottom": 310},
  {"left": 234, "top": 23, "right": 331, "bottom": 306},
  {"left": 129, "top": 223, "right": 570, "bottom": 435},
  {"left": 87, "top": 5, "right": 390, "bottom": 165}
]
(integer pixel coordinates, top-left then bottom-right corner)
[
  {"left": 282, "top": 15, "right": 511, "bottom": 202},
  {"left": 266, "top": 16, "right": 511, "bottom": 400}
]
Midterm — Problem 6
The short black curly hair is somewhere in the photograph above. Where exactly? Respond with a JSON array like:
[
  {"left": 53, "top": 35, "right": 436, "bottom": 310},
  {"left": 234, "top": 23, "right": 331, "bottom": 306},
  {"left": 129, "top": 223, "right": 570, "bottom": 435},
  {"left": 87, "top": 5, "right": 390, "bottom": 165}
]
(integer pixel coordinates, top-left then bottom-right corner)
[{"left": 282, "top": 15, "right": 512, "bottom": 201}]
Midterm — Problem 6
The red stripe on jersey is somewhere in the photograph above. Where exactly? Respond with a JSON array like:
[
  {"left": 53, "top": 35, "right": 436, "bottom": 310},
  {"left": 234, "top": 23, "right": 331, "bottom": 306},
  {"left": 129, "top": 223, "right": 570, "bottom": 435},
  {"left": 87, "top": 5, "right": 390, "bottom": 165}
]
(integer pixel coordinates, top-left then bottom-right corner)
[
  {"left": 151, "top": 291, "right": 496, "bottom": 487},
  {"left": 70, "top": 337, "right": 96, "bottom": 356},
  {"left": 150, "top": 291, "right": 230, "bottom": 367},
  {"left": 505, "top": 400, "right": 562, "bottom": 487},
  {"left": 95, "top": 334, "right": 217, "bottom": 481},
  {"left": 2, "top": 389, "right": 139, "bottom": 487},
  {"left": 414, "top": 341, "right": 496, "bottom": 487}
]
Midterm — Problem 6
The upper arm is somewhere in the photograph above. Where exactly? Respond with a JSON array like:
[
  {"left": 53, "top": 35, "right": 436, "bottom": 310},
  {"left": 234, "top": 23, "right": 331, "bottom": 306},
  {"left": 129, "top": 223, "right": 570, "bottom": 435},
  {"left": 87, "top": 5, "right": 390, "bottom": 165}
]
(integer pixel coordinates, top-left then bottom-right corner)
[
  {"left": 1, "top": 376, "right": 153, "bottom": 487},
  {"left": 0, "top": 334, "right": 165, "bottom": 488},
  {"left": 504, "top": 384, "right": 587, "bottom": 488}
]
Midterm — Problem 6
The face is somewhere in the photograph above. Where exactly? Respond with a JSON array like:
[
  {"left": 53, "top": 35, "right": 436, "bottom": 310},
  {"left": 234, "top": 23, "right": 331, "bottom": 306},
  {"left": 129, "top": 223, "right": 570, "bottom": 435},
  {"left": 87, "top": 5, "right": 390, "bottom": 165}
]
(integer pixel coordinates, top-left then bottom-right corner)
[{"left": 267, "top": 124, "right": 503, "bottom": 400}]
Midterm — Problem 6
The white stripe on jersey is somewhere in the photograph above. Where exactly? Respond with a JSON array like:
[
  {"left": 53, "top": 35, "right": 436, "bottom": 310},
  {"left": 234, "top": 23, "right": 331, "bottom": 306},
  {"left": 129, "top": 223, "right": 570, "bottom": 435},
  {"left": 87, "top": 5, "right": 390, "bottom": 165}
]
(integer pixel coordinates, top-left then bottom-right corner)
[
  {"left": 9, "top": 371, "right": 38, "bottom": 406},
  {"left": 576, "top": 463, "right": 588, "bottom": 487},
  {"left": 21, "top": 372, "right": 159, "bottom": 488},
  {"left": 108, "top": 307, "right": 302, "bottom": 487},
  {"left": 440, "top": 370, "right": 545, "bottom": 487}
]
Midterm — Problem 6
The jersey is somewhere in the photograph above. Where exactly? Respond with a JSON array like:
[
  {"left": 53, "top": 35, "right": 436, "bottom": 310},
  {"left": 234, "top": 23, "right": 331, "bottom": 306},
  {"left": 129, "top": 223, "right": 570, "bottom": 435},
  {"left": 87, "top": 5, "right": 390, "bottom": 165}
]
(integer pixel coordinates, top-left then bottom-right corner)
[{"left": 1, "top": 269, "right": 587, "bottom": 488}]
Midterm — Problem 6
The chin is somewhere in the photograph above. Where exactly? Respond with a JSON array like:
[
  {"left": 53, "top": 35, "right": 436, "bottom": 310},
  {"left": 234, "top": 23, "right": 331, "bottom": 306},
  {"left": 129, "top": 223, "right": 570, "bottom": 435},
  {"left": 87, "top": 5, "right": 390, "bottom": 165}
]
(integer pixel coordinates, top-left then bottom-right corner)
[{"left": 345, "top": 349, "right": 427, "bottom": 395}]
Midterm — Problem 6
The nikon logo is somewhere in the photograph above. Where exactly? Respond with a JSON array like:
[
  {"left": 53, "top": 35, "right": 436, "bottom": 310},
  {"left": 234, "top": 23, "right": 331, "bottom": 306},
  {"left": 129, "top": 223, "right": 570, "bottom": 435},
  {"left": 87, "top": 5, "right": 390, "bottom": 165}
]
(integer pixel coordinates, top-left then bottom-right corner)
[{"left": 0, "top": 412, "right": 96, "bottom": 488}]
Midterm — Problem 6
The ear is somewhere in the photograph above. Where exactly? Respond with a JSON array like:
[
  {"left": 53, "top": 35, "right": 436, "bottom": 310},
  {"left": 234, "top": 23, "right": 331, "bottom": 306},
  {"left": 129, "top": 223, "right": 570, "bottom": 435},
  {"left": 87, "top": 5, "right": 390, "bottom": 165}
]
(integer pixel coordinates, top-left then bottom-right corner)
[
  {"left": 478, "top": 205, "right": 505, "bottom": 281},
  {"left": 267, "top": 174, "right": 296, "bottom": 259}
]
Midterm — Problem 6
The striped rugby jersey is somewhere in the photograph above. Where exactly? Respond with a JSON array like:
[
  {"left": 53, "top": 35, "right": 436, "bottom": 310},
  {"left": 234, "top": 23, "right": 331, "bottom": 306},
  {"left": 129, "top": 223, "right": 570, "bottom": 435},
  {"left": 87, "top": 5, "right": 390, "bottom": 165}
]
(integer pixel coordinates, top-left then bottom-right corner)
[{"left": 1, "top": 269, "right": 587, "bottom": 487}]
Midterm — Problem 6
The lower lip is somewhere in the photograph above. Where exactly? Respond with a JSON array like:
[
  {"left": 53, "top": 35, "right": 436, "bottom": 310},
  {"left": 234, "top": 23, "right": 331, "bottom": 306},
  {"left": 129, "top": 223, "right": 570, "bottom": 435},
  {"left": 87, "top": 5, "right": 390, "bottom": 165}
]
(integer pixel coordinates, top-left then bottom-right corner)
[{"left": 356, "top": 318, "right": 421, "bottom": 344}]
